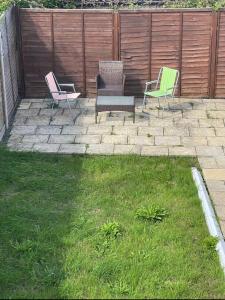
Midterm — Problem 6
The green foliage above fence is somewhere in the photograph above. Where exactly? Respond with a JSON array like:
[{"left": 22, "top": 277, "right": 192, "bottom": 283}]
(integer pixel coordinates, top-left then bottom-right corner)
[
  {"left": 164, "top": 0, "right": 225, "bottom": 10},
  {"left": 0, "top": 1, "right": 13, "bottom": 14}
]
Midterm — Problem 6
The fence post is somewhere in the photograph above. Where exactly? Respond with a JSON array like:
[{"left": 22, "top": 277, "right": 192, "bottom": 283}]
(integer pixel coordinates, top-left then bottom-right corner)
[
  {"left": 113, "top": 11, "right": 119, "bottom": 60},
  {"left": 209, "top": 11, "right": 219, "bottom": 99}
]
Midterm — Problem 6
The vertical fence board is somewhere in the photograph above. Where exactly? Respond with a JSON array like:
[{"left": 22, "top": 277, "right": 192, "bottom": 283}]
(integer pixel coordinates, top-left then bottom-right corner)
[
  {"left": 182, "top": 12, "right": 212, "bottom": 97},
  {"left": 84, "top": 12, "right": 114, "bottom": 97},
  {"left": 120, "top": 13, "right": 150, "bottom": 96}
]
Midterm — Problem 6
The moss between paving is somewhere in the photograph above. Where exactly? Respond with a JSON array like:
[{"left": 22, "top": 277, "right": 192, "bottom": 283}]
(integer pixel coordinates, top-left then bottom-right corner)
[{"left": 0, "top": 147, "right": 225, "bottom": 298}]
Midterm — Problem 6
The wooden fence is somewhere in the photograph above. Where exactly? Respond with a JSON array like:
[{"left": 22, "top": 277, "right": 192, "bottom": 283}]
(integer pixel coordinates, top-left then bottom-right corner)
[
  {"left": 19, "top": 8, "right": 225, "bottom": 99},
  {"left": 0, "top": 6, "right": 20, "bottom": 138}
]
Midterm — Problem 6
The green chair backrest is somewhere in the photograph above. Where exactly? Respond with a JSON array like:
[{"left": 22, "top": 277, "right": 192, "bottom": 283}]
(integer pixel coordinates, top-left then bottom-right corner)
[{"left": 159, "top": 67, "right": 178, "bottom": 95}]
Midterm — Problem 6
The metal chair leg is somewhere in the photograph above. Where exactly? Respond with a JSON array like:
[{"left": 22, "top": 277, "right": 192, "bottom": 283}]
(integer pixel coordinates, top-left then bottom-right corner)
[{"left": 142, "top": 94, "right": 147, "bottom": 111}]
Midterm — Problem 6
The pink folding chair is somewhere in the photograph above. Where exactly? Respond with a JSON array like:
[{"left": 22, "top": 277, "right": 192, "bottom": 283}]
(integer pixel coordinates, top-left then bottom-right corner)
[{"left": 45, "top": 72, "right": 81, "bottom": 118}]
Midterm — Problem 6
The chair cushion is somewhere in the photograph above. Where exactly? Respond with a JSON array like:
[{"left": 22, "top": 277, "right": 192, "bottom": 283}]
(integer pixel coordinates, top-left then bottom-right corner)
[
  {"left": 144, "top": 90, "right": 172, "bottom": 98},
  {"left": 55, "top": 92, "right": 80, "bottom": 101}
]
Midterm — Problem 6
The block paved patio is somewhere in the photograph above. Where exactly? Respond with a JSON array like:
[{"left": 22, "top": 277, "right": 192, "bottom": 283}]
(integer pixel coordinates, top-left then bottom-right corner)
[{"left": 6, "top": 96, "right": 225, "bottom": 236}]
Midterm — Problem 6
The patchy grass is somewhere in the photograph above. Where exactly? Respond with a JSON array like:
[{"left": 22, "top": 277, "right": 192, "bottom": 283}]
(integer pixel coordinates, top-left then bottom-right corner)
[{"left": 0, "top": 147, "right": 225, "bottom": 298}]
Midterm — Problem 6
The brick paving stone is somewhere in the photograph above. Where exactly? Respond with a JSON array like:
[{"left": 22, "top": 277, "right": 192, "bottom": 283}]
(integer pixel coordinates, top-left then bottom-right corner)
[
  {"left": 11, "top": 125, "right": 37, "bottom": 135},
  {"left": 209, "top": 191, "right": 225, "bottom": 206},
  {"left": 138, "top": 126, "right": 163, "bottom": 136},
  {"left": 150, "top": 119, "right": 173, "bottom": 127},
  {"left": 87, "top": 125, "right": 112, "bottom": 135},
  {"left": 199, "top": 119, "right": 224, "bottom": 128},
  {"left": 129, "top": 135, "right": 154, "bottom": 146},
  {"left": 23, "top": 135, "right": 49, "bottom": 143},
  {"left": 59, "top": 144, "right": 86, "bottom": 154},
  {"left": 14, "top": 116, "right": 27, "bottom": 125},
  {"left": 196, "top": 146, "right": 224, "bottom": 156},
  {"left": 36, "top": 125, "right": 62, "bottom": 135},
  {"left": 169, "top": 146, "right": 196, "bottom": 156},
  {"left": 219, "top": 221, "right": 225, "bottom": 236},
  {"left": 33, "top": 143, "right": 60, "bottom": 153},
  {"left": 155, "top": 136, "right": 181, "bottom": 146},
  {"left": 113, "top": 125, "right": 138, "bottom": 135},
  {"left": 86, "top": 144, "right": 114, "bottom": 155},
  {"left": 141, "top": 146, "right": 168, "bottom": 156},
  {"left": 30, "top": 102, "right": 49, "bottom": 109},
  {"left": 114, "top": 144, "right": 141, "bottom": 155},
  {"left": 26, "top": 116, "right": 50, "bottom": 126},
  {"left": 8, "top": 134, "right": 23, "bottom": 146},
  {"left": 207, "top": 137, "right": 225, "bottom": 146},
  {"left": 75, "top": 135, "right": 101, "bottom": 144},
  {"left": 102, "top": 135, "right": 127, "bottom": 145},
  {"left": 203, "top": 169, "right": 225, "bottom": 181},
  {"left": 215, "top": 156, "right": 225, "bottom": 168},
  {"left": 62, "top": 126, "right": 87, "bottom": 135},
  {"left": 75, "top": 116, "right": 95, "bottom": 125},
  {"left": 198, "top": 157, "right": 218, "bottom": 169},
  {"left": 49, "top": 134, "right": 75, "bottom": 144},
  {"left": 182, "top": 136, "right": 207, "bottom": 146},
  {"left": 164, "top": 127, "right": 189, "bottom": 137},
  {"left": 189, "top": 128, "right": 215, "bottom": 137}
]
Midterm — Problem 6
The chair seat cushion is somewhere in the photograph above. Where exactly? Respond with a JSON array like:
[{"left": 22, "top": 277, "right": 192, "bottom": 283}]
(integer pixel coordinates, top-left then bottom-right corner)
[
  {"left": 55, "top": 92, "right": 80, "bottom": 101},
  {"left": 144, "top": 90, "right": 171, "bottom": 98},
  {"left": 98, "top": 85, "right": 123, "bottom": 96}
]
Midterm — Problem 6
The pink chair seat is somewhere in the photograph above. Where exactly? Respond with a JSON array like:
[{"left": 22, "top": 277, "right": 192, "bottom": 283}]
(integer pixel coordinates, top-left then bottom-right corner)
[{"left": 55, "top": 92, "right": 80, "bottom": 101}]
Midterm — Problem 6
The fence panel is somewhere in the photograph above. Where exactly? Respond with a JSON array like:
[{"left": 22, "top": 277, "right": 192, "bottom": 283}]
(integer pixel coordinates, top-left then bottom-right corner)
[
  {"left": 0, "top": 6, "right": 19, "bottom": 134},
  {"left": 18, "top": 8, "right": 225, "bottom": 99}
]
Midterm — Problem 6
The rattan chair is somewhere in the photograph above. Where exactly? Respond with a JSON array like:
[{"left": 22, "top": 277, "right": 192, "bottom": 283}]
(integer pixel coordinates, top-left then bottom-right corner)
[{"left": 96, "top": 61, "right": 125, "bottom": 96}]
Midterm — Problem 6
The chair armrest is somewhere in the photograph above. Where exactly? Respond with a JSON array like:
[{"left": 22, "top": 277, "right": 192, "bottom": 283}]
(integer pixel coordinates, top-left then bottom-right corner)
[
  {"left": 145, "top": 80, "right": 158, "bottom": 86},
  {"left": 51, "top": 91, "right": 67, "bottom": 95}
]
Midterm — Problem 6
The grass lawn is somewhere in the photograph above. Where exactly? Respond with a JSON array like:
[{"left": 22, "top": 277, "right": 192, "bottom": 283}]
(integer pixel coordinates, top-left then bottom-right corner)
[{"left": 0, "top": 147, "right": 225, "bottom": 299}]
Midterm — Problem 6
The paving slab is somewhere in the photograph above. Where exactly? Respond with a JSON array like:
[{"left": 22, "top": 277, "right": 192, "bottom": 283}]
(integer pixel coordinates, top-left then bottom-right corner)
[{"left": 59, "top": 144, "right": 86, "bottom": 154}]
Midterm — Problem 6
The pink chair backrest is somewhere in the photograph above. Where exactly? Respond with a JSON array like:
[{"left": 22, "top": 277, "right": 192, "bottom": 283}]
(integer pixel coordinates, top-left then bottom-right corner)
[{"left": 45, "top": 72, "right": 60, "bottom": 99}]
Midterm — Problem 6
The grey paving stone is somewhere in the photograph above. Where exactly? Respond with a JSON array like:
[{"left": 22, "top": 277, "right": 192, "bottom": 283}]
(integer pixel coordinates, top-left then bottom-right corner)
[
  {"left": 113, "top": 125, "right": 138, "bottom": 136},
  {"left": 36, "top": 125, "right": 62, "bottom": 135},
  {"left": 62, "top": 126, "right": 87, "bottom": 135},
  {"left": 155, "top": 136, "right": 181, "bottom": 146},
  {"left": 75, "top": 135, "right": 101, "bottom": 144},
  {"left": 86, "top": 144, "right": 114, "bottom": 155},
  {"left": 59, "top": 144, "right": 86, "bottom": 154},
  {"left": 164, "top": 127, "right": 189, "bottom": 137},
  {"left": 206, "top": 181, "right": 225, "bottom": 192},
  {"left": 50, "top": 116, "right": 74, "bottom": 126},
  {"left": 199, "top": 119, "right": 224, "bottom": 128},
  {"left": 141, "top": 146, "right": 168, "bottom": 156},
  {"left": 169, "top": 146, "right": 196, "bottom": 156},
  {"left": 16, "top": 108, "right": 40, "bottom": 117},
  {"left": 189, "top": 128, "right": 215, "bottom": 137},
  {"left": 114, "top": 144, "right": 141, "bottom": 155},
  {"left": 26, "top": 116, "right": 50, "bottom": 126},
  {"left": 10, "top": 143, "right": 34, "bottom": 152},
  {"left": 87, "top": 125, "right": 112, "bottom": 135},
  {"left": 49, "top": 135, "right": 75, "bottom": 144},
  {"left": 22, "top": 135, "right": 49, "bottom": 143},
  {"left": 33, "top": 143, "right": 60, "bottom": 153},
  {"left": 102, "top": 135, "right": 127, "bottom": 145},
  {"left": 129, "top": 135, "right": 154, "bottom": 146},
  {"left": 196, "top": 146, "right": 224, "bottom": 157},
  {"left": 182, "top": 137, "right": 207, "bottom": 146},
  {"left": 198, "top": 157, "right": 218, "bottom": 169},
  {"left": 11, "top": 125, "right": 37, "bottom": 135},
  {"left": 138, "top": 126, "right": 163, "bottom": 136}
]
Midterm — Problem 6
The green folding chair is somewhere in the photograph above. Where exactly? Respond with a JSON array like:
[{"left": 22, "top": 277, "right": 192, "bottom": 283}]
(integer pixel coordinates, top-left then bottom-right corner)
[{"left": 142, "top": 67, "right": 179, "bottom": 111}]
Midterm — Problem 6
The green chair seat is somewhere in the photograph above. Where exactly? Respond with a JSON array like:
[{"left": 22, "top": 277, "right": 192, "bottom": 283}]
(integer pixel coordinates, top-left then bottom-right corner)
[{"left": 144, "top": 90, "right": 171, "bottom": 98}]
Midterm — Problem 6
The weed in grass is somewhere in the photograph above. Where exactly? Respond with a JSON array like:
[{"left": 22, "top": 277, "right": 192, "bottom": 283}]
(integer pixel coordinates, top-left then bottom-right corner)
[
  {"left": 135, "top": 206, "right": 168, "bottom": 223},
  {"left": 203, "top": 236, "right": 218, "bottom": 251},
  {"left": 110, "top": 280, "right": 131, "bottom": 295},
  {"left": 147, "top": 133, "right": 152, "bottom": 138},
  {"left": 100, "top": 221, "right": 122, "bottom": 239}
]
